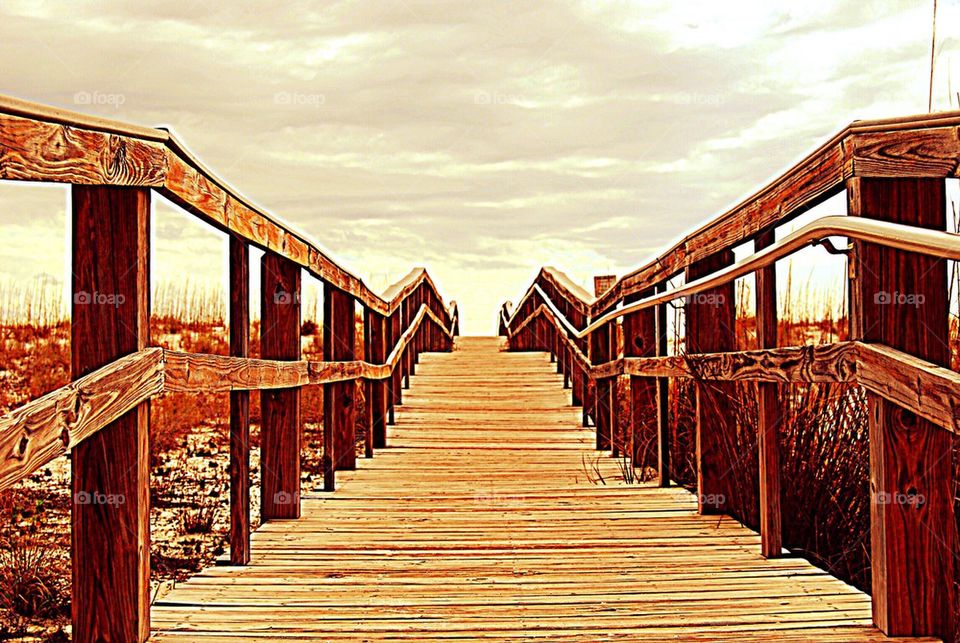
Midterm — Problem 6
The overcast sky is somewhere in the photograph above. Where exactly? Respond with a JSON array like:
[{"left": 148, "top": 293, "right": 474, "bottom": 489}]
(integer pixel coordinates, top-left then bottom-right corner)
[{"left": 0, "top": 0, "right": 958, "bottom": 333}]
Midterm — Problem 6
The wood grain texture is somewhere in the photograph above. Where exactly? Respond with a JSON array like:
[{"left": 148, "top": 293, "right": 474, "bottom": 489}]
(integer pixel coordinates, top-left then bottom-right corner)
[
  {"left": 623, "top": 289, "right": 657, "bottom": 468},
  {"left": 848, "top": 177, "right": 956, "bottom": 639},
  {"left": 229, "top": 236, "right": 251, "bottom": 566},
  {"left": 324, "top": 284, "right": 356, "bottom": 490},
  {"left": 364, "top": 308, "right": 388, "bottom": 451},
  {"left": 686, "top": 250, "right": 736, "bottom": 518},
  {"left": 260, "top": 253, "right": 301, "bottom": 521},
  {"left": 754, "top": 229, "right": 782, "bottom": 560},
  {"left": 71, "top": 185, "right": 151, "bottom": 643},
  {"left": 655, "top": 280, "right": 670, "bottom": 488},
  {"left": 150, "top": 337, "right": 926, "bottom": 643},
  {"left": 0, "top": 100, "right": 456, "bottom": 318}
]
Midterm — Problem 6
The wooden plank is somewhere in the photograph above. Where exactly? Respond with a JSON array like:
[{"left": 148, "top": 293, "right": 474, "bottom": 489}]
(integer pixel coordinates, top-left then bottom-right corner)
[
  {"left": 260, "top": 253, "right": 301, "bottom": 520},
  {"left": 848, "top": 177, "right": 956, "bottom": 639},
  {"left": 754, "top": 229, "right": 781, "bottom": 559},
  {"left": 324, "top": 284, "right": 356, "bottom": 491},
  {"left": 229, "top": 235, "right": 250, "bottom": 566},
  {"left": 71, "top": 185, "right": 151, "bottom": 643}
]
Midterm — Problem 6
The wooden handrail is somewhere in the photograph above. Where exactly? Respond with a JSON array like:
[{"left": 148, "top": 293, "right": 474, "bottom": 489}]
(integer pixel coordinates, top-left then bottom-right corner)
[
  {"left": 507, "top": 215, "right": 960, "bottom": 339},
  {"left": 0, "top": 303, "right": 452, "bottom": 492},
  {"left": 501, "top": 111, "right": 960, "bottom": 640},
  {"left": 0, "top": 95, "right": 454, "bottom": 318},
  {"left": 0, "top": 95, "right": 460, "bottom": 641},
  {"left": 590, "top": 108, "right": 960, "bottom": 314}
]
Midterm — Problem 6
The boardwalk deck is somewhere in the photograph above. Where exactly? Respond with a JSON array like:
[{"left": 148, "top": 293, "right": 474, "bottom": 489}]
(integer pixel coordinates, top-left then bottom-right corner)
[{"left": 151, "top": 336, "right": 922, "bottom": 641}]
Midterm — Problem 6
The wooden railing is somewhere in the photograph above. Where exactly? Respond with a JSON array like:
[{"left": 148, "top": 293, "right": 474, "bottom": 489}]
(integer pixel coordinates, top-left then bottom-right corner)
[
  {"left": 0, "top": 95, "right": 458, "bottom": 642},
  {"left": 501, "top": 110, "right": 960, "bottom": 640}
]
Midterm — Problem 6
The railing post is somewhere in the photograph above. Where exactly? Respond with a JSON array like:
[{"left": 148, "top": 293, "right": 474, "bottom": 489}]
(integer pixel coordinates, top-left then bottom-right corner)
[
  {"left": 623, "top": 288, "right": 657, "bottom": 471},
  {"left": 324, "top": 284, "right": 357, "bottom": 491},
  {"left": 403, "top": 296, "right": 413, "bottom": 387},
  {"left": 364, "top": 307, "right": 388, "bottom": 451},
  {"left": 260, "top": 254, "right": 301, "bottom": 519},
  {"left": 755, "top": 229, "right": 782, "bottom": 558},
  {"left": 389, "top": 309, "right": 402, "bottom": 417},
  {"left": 229, "top": 235, "right": 250, "bottom": 565},
  {"left": 848, "top": 177, "right": 956, "bottom": 639},
  {"left": 71, "top": 186, "right": 151, "bottom": 643},
  {"left": 655, "top": 280, "right": 670, "bottom": 487},
  {"left": 590, "top": 315, "right": 612, "bottom": 450},
  {"left": 686, "top": 250, "right": 736, "bottom": 515},
  {"left": 412, "top": 286, "right": 422, "bottom": 368}
]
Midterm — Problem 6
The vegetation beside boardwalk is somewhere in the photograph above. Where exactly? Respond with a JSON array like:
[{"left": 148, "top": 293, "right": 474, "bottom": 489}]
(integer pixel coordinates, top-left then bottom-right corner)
[{"left": 0, "top": 297, "right": 368, "bottom": 640}]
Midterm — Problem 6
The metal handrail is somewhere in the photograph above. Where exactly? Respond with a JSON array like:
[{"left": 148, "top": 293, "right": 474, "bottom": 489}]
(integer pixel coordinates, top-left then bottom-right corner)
[{"left": 506, "top": 214, "right": 960, "bottom": 339}]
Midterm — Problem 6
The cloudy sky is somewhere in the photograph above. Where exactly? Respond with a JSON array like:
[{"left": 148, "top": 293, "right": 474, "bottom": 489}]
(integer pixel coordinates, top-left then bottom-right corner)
[{"left": 0, "top": 0, "right": 958, "bottom": 333}]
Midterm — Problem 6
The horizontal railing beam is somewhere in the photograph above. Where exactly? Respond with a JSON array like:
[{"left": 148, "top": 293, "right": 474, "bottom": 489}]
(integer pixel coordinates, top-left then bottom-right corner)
[{"left": 0, "top": 303, "right": 454, "bottom": 492}]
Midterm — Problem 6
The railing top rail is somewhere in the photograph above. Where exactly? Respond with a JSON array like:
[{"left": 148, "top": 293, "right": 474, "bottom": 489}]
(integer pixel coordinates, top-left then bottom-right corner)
[
  {"left": 0, "top": 94, "right": 447, "bottom": 316},
  {"left": 507, "top": 214, "right": 960, "bottom": 338},
  {"left": 590, "top": 107, "right": 960, "bottom": 314}
]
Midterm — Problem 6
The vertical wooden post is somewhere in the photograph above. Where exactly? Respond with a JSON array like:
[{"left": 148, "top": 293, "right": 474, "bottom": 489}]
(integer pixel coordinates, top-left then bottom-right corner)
[
  {"left": 755, "top": 229, "right": 782, "bottom": 558},
  {"left": 590, "top": 317, "right": 611, "bottom": 450},
  {"left": 412, "top": 287, "right": 422, "bottom": 368},
  {"left": 686, "top": 250, "right": 736, "bottom": 515},
  {"left": 389, "top": 310, "right": 402, "bottom": 415},
  {"left": 402, "top": 297, "right": 412, "bottom": 388},
  {"left": 71, "top": 186, "right": 151, "bottom": 643},
  {"left": 260, "top": 254, "right": 301, "bottom": 520},
  {"left": 324, "top": 284, "right": 357, "bottom": 491},
  {"left": 848, "top": 177, "right": 956, "bottom": 639},
  {"left": 655, "top": 280, "right": 671, "bottom": 487},
  {"left": 623, "top": 289, "right": 657, "bottom": 470},
  {"left": 365, "top": 307, "right": 388, "bottom": 451},
  {"left": 228, "top": 236, "right": 250, "bottom": 565}
]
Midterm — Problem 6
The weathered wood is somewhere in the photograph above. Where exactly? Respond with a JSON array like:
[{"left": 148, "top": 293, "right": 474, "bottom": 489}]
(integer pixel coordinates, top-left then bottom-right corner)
[
  {"left": 365, "top": 307, "right": 388, "bottom": 453},
  {"left": 389, "top": 310, "right": 402, "bottom": 419},
  {"left": 324, "top": 284, "right": 357, "bottom": 492},
  {"left": 71, "top": 185, "right": 151, "bottom": 643},
  {"left": 848, "top": 176, "right": 956, "bottom": 639},
  {"left": 152, "top": 337, "right": 909, "bottom": 643},
  {"left": 0, "top": 99, "right": 464, "bottom": 319},
  {"left": 590, "top": 314, "right": 612, "bottom": 451},
  {"left": 623, "top": 289, "right": 657, "bottom": 470},
  {"left": 655, "top": 281, "right": 670, "bottom": 487},
  {"left": 686, "top": 250, "right": 736, "bottom": 517},
  {"left": 754, "top": 229, "right": 781, "bottom": 559},
  {"left": 229, "top": 236, "right": 250, "bottom": 565},
  {"left": 0, "top": 348, "right": 162, "bottom": 492},
  {"left": 856, "top": 342, "right": 960, "bottom": 434},
  {"left": 260, "top": 253, "right": 301, "bottom": 520}
]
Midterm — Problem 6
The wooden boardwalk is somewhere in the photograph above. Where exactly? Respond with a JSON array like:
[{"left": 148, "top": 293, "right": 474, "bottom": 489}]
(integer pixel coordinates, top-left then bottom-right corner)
[{"left": 151, "top": 337, "right": 915, "bottom": 641}]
